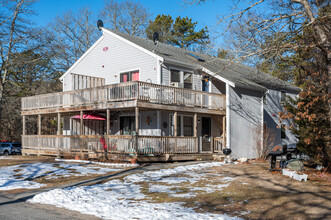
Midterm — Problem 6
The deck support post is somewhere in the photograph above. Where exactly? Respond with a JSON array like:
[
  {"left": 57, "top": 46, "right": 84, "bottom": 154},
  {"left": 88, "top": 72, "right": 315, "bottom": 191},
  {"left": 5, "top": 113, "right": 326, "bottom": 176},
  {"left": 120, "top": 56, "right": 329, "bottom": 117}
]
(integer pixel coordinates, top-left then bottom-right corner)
[
  {"left": 135, "top": 107, "right": 139, "bottom": 155},
  {"left": 223, "top": 115, "right": 226, "bottom": 150},
  {"left": 174, "top": 111, "right": 178, "bottom": 151},
  {"left": 174, "top": 112, "right": 178, "bottom": 136},
  {"left": 106, "top": 109, "right": 110, "bottom": 135},
  {"left": 37, "top": 114, "right": 41, "bottom": 156},
  {"left": 194, "top": 113, "right": 197, "bottom": 152},
  {"left": 80, "top": 111, "right": 83, "bottom": 135},
  {"left": 22, "top": 115, "right": 26, "bottom": 136},
  {"left": 38, "top": 114, "right": 41, "bottom": 135},
  {"left": 194, "top": 113, "right": 197, "bottom": 137},
  {"left": 57, "top": 113, "right": 61, "bottom": 135},
  {"left": 56, "top": 113, "right": 61, "bottom": 158}
]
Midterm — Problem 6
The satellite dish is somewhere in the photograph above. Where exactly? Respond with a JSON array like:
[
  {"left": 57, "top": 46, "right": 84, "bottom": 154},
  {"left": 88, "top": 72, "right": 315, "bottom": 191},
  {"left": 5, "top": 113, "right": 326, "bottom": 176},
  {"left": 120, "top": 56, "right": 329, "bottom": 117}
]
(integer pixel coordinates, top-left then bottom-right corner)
[
  {"left": 153, "top": 32, "right": 159, "bottom": 45},
  {"left": 97, "top": 20, "right": 104, "bottom": 31}
]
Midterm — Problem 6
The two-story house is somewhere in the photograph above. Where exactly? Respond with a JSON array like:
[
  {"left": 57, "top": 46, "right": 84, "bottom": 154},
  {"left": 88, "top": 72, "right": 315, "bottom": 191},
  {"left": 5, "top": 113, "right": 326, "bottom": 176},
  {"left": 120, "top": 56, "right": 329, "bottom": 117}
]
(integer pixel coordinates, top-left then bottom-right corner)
[{"left": 21, "top": 27, "right": 300, "bottom": 162}]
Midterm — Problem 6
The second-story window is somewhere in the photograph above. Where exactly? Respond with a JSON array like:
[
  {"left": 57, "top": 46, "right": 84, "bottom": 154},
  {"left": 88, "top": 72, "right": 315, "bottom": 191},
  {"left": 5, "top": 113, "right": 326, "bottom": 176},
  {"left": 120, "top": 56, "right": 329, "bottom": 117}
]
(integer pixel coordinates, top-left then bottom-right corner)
[
  {"left": 183, "top": 72, "right": 192, "bottom": 89},
  {"left": 170, "top": 69, "right": 192, "bottom": 89},
  {"left": 120, "top": 70, "right": 139, "bottom": 82},
  {"left": 170, "top": 69, "right": 181, "bottom": 87}
]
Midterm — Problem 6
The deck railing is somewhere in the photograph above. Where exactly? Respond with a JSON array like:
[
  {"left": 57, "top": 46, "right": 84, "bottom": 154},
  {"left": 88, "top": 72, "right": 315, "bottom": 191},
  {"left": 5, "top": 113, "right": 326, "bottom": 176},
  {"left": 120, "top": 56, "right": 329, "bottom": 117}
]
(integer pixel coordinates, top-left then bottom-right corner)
[
  {"left": 21, "top": 81, "right": 225, "bottom": 111},
  {"left": 213, "top": 137, "right": 225, "bottom": 153},
  {"left": 22, "top": 135, "right": 199, "bottom": 155}
]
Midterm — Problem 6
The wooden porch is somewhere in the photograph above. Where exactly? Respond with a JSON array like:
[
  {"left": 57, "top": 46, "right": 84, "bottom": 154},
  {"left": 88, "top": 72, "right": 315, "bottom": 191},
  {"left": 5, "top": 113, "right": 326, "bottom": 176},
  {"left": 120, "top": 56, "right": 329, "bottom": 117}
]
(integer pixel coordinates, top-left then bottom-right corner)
[
  {"left": 21, "top": 81, "right": 226, "bottom": 115},
  {"left": 21, "top": 135, "right": 226, "bottom": 162},
  {"left": 21, "top": 81, "right": 227, "bottom": 162}
]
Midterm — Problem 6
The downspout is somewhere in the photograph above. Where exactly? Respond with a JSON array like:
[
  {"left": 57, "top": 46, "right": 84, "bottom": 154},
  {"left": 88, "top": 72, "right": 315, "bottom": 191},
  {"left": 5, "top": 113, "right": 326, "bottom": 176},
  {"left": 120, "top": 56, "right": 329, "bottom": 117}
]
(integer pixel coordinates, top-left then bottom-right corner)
[
  {"left": 226, "top": 84, "right": 231, "bottom": 149},
  {"left": 156, "top": 58, "right": 163, "bottom": 136}
]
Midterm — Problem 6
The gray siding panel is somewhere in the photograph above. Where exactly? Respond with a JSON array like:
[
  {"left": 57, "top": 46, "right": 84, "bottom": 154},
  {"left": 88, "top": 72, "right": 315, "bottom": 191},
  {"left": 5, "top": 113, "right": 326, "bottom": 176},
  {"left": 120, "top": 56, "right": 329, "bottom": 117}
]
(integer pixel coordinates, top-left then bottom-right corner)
[
  {"left": 264, "top": 89, "right": 298, "bottom": 148},
  {"left": 65, "top": 33, "right": 158, "bottom": 89},
  {"left": 228, "top": 86, "right": 263, "bottom": 159},
  {"left": 211, "top": 79, "right": 226, "bottom": 94}
]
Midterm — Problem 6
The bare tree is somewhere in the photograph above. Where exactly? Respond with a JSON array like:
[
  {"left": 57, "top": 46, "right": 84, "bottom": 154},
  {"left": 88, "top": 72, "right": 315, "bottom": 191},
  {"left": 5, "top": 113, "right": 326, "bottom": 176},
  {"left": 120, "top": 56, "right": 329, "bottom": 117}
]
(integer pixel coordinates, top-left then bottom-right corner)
[
  {"left": 254, "top": 126, "right": 277, "bottom": 161},
  {"left": 100, "top": 0, "right": 150, "bottom": 36},
  {"left": 47, "top": 7, "right": 99, "bottom": 73},
  {"left": 185, "top": 0, "right": 330, "bottom": 123},
  {"left": 0, "top": 0, "right": 39, "bottom": 122}
]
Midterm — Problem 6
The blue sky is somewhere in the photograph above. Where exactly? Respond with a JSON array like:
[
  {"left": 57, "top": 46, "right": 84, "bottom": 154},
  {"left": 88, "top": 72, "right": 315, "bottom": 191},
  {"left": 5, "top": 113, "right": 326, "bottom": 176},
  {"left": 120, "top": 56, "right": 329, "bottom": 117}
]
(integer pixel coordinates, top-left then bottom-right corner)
[{"left": 31, "top": 0, "right": 233, "bottom": 43}]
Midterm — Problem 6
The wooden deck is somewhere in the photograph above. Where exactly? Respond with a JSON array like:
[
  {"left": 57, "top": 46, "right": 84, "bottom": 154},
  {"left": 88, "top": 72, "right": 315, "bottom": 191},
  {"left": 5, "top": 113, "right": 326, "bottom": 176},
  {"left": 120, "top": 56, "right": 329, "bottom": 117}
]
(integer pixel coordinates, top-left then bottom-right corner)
[
  {"left": 21, "top": 81, "right": 226, "bottom": 115},
  {"left": 22, "top": 135, "right": 225, "bottom": 161}
]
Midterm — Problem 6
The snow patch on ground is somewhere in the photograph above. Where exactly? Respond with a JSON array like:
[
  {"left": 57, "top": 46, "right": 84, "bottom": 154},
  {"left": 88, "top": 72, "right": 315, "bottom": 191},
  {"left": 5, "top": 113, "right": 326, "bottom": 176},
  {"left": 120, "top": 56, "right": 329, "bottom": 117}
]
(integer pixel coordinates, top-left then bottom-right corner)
[
  {"left": 0, "top": 163, "right": 123, "bottom": 191},
  {"left": 29, "top": 162, "right": 240, "bottom": 219},
  {"left": 55, "top": 159, "right": 139, "bottom": 167},
  {"left": 0, "top": 156, "right": 15, "bottom": 159}
]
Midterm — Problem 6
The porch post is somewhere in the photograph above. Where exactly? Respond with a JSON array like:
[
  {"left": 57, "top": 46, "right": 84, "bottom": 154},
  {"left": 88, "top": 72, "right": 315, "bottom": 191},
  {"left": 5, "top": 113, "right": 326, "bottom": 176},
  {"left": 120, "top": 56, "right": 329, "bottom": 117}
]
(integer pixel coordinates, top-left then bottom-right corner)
[
  {"left": 80, "top": 111, "right": 83, "bottom": 135},
  {"left": 174, "top": 111, "right": 178, "bottom": 136},
  {"left": 57, "top": 112, "right": 61, "bottom": 135},
  {"left": 193, "top": 113, "right": 197, "bottom": 137},
  {"left": 106, "top": 109, "right": 110, "bottom": 135},
  {"left": 174, "top": 111, "right": 178, "bottom": 152},
  {"left": 22, "top": 115, "right": 26, "bottom": 135},
  {"left": 57, "top": 112, "right": 61, "bottom": 158},
  {"left": 223, "top": 115, "right": 226, "bottom": 150},
  {"left": 135, "top": 107, "right": 139, "bottom": 154},
  {"left": 38, "top": 114, "right": 41, "bottom": 135}
]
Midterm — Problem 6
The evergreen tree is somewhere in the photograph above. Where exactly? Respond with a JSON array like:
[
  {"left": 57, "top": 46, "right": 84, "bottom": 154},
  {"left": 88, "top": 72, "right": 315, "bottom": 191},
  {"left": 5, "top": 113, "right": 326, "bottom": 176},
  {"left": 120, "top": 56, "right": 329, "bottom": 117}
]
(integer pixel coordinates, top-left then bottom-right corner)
[{"left": 146, "top": 15, "right": 209, "bottom": 51}]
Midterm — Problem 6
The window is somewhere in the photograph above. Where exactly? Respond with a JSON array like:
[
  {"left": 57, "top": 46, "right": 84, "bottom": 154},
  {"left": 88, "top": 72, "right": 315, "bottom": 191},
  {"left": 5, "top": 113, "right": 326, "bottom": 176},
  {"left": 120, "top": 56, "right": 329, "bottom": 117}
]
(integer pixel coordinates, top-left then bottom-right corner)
[
  {"left": 281, "top": 124, "right": 286, "bottom": 139},
  {"left": 183, "top": 72, "right": 192, "bottom": 89},
  {"left": 170, "top": 69, "right": 180, "bottom": 85},
  {"left": 120, "top": 70, "right": 139, "bottom": 82},
  {"left": 120, "top": 116, "right": 136, "bottom": 135},
  {"left": 183, "top": 116, "right": 193, "bottom": 136},
  {"left": 170, "top": 69, "right": 192, "bottom": 89},
  {"left": 170, "top": 115, "right": 193, "bottom": 136}
]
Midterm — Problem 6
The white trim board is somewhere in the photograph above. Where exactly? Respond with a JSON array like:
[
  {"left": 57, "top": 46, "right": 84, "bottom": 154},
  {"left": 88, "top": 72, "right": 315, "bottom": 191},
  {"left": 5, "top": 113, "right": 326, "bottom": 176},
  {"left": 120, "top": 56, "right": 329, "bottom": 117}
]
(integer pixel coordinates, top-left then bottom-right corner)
[
  {"left": 201, "top": 67, "right": 235, "bottom": 87},
  {"left": 59, "top": 36, "right": 105, "bottom": 81}
]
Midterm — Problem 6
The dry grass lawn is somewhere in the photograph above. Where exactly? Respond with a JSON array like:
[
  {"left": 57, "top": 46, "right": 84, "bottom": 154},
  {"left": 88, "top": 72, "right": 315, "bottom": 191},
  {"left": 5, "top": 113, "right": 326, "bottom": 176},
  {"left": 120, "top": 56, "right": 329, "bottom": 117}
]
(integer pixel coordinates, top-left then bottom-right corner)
[{"left": 132, "top": 162, "right": 331, "bottom": 219}]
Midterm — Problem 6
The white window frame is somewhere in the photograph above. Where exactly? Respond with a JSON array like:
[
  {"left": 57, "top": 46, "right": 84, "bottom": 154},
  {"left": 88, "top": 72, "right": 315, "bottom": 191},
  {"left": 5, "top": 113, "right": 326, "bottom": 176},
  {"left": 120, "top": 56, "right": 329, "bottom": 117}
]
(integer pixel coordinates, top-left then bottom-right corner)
[{"left": 118, "top": 68, "right": 140, "bottom": 83}]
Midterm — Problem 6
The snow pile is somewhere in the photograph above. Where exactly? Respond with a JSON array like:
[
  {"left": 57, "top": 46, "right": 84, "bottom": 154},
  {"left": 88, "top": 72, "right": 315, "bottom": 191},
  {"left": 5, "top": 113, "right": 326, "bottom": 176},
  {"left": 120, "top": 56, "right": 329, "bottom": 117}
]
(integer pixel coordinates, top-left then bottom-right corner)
[
  {"left": 29, "top": 162, "right": 241, "bottom": 220},
  {"left": 0, "top": 163, "right": 123, "bottom": 191}
]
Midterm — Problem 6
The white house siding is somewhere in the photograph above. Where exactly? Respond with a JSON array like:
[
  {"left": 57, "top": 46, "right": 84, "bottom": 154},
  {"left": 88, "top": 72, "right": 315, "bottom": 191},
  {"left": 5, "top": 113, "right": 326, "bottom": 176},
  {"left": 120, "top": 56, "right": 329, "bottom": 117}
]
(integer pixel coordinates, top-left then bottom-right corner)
[
  {"left": 62, "top": 74, "right": 72, "bottom": 92},
  {"left": 228, "top": 86, "right": 263, "bottom": 159},
  {"left": 65, "top": 33, "right": 158, "bottom": 88},
  {"left": 139, "top": 111, "right": 159, "bottom": 136},
  {"left": 264, "top": 89, "right": 298, "bottom": 148}
]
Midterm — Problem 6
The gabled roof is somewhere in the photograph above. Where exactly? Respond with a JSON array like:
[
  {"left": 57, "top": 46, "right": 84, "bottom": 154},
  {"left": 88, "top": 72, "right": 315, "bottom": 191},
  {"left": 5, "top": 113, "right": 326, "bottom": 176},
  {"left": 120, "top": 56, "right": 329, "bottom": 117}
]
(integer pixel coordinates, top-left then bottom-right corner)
[{"left": 106, "top": 29, "right": 300, "bottom": 94}]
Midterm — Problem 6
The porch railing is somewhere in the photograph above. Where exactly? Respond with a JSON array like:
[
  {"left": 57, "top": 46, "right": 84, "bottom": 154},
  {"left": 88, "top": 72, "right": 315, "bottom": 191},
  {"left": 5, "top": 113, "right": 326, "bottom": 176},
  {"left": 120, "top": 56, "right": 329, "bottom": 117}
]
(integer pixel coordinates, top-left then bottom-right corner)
[
  {"left": 213, "top": 137, "right": 225, "bottom": 153},
  {"left": 21, "top": 81, "right": 225, "bottom": 111},
  {"left": 22, "top": 135, "right": 199, "bottom": 155}
]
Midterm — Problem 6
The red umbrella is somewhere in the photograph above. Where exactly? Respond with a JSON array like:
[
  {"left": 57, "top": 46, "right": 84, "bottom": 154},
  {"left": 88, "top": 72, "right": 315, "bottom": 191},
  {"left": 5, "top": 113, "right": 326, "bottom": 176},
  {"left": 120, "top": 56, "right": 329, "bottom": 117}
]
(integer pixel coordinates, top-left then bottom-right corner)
[{"left": 71, "top": 113, "right": 106, "bottom": 120}]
